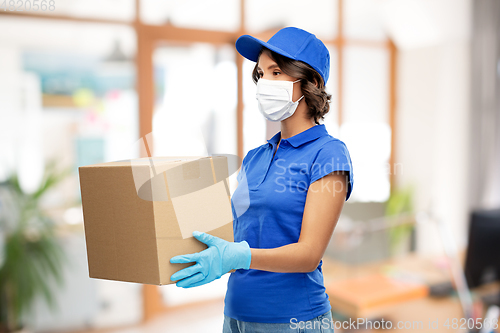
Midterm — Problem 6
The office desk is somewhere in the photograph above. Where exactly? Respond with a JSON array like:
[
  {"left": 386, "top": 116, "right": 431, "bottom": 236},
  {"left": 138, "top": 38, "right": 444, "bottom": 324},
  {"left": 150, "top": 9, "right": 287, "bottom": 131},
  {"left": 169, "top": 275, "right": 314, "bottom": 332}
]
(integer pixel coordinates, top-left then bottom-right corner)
[{"left": 321, "top": 251, "right": 500, "bottom": 332}]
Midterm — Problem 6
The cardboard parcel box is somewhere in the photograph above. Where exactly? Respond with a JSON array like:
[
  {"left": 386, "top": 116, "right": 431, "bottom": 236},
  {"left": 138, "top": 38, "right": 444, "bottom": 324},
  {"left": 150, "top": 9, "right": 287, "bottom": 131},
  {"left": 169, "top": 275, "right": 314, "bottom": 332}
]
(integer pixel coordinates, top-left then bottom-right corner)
[{"left": 78, "top": 156, "right": 234, "bottom": 285}]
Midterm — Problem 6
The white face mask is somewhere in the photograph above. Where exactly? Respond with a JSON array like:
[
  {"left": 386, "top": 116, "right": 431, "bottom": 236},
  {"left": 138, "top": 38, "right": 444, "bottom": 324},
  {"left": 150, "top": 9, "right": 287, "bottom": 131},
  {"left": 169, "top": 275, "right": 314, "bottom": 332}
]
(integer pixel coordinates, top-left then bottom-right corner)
[{"left": 255, "top": 78, "right": 304, "bottom": 122}]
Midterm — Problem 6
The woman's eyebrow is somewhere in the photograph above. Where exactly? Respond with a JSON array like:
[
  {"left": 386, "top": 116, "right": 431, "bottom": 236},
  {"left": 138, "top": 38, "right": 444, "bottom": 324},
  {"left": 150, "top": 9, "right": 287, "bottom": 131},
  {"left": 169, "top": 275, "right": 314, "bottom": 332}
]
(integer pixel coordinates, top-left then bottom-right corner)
[{"left": 257, "top": 64, "right": 280, "bottom": 71}]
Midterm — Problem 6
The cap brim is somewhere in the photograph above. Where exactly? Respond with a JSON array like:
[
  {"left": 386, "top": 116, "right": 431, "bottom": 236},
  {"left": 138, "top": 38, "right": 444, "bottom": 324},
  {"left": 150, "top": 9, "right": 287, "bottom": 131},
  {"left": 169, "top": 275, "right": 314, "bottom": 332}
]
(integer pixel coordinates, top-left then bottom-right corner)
[{"left": 235, "top": 34, "right": 295, "bottom": 63}]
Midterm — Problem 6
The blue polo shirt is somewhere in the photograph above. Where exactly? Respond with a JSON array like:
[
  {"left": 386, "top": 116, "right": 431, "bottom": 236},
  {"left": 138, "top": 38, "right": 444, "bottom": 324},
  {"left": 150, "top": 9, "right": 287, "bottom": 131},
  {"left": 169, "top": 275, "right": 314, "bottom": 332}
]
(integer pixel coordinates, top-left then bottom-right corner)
[{"left": 224, "top": 124, "right": 354, "bottom": 323}]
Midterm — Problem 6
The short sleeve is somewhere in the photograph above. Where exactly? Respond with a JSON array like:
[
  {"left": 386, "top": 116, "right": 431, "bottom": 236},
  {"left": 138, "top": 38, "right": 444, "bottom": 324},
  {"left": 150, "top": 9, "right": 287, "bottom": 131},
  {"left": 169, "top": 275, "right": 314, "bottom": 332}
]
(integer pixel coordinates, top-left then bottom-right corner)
[{"left": 310, "top": 140, "right": 354, "bottom": 201}]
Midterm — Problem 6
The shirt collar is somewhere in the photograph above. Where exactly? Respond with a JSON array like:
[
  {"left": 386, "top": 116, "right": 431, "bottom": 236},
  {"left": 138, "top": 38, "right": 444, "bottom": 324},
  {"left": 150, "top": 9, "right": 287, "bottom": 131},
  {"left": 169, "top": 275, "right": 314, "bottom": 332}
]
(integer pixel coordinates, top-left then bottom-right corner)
[{"left": 267, "top": 124, "right": 328, "bottom": 148}]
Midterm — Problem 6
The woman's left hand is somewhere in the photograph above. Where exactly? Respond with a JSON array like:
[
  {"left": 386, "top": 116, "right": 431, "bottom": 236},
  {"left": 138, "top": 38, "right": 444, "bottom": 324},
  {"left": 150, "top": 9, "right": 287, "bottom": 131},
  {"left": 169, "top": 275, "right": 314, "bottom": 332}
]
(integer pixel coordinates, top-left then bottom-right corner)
[{"left": 170, "top": 231, "right": 251, "bottom": 288}]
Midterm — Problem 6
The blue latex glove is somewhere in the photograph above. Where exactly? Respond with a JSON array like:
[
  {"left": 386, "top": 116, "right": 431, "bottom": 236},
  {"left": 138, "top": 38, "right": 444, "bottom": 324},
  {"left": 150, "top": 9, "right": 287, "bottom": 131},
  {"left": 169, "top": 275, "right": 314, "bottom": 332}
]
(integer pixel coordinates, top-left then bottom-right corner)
[{"left": 170, "top": 231, "right": 251, "bottom": 288}]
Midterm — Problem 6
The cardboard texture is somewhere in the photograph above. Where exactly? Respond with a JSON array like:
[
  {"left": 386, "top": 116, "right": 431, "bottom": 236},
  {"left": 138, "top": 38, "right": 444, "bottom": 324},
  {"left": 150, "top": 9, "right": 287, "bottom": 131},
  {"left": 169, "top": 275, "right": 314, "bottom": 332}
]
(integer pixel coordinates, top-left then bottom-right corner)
[{"left": 78, "top": 156, "right": 234, "bottom": 286}]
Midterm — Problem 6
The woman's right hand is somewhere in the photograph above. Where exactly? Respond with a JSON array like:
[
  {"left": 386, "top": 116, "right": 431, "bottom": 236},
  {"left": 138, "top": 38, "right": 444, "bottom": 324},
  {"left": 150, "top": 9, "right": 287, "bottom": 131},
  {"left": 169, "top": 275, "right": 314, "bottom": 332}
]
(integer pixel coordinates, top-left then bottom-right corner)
[{"left": 169, "top": 231, "right": 251, "bottom": 288}]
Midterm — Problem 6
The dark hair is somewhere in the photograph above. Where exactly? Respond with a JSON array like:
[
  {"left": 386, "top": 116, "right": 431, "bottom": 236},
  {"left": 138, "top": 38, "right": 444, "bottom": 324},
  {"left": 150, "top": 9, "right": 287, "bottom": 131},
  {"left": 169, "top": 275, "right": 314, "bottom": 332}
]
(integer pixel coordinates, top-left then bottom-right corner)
[{"left": 252, "top": 47, "right": 332, "bottom": 125}]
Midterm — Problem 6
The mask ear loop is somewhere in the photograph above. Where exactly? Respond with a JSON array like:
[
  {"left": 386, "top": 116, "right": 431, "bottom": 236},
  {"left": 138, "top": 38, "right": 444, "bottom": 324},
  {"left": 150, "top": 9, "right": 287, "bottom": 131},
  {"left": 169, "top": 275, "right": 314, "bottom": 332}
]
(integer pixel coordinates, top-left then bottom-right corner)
[
  {"left": 293, "top": 95, "right": 305, "bottom": 104},
  {"left": 292, "top": 79, "right": 304, "bottom": 103}
]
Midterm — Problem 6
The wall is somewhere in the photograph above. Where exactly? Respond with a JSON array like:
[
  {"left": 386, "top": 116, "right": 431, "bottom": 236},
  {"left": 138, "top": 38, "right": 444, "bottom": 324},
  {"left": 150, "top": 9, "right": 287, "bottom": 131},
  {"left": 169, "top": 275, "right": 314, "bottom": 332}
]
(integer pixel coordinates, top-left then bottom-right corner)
[{"left": 392, "top": 0, "right": 472, "bottom": 254}]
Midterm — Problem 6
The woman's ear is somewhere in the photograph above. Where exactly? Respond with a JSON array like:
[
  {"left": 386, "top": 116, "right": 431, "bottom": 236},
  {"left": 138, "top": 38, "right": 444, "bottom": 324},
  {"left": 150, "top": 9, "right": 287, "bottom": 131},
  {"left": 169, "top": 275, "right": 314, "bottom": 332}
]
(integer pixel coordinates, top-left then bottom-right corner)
[{"left": 313, "top": 78, "right": 319, "bottom": 88}]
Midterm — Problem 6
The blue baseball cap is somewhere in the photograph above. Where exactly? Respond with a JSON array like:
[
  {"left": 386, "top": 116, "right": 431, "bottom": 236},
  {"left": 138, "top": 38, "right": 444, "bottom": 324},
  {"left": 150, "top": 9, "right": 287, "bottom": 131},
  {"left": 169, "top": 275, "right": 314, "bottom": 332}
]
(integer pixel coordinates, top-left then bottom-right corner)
[{"left": 235, "top": 27, "right": 330, "bottom": 84}]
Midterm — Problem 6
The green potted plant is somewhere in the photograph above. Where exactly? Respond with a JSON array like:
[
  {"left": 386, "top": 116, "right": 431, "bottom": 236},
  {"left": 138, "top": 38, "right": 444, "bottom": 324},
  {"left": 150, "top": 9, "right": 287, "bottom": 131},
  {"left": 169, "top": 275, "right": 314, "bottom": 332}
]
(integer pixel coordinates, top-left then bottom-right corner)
[
  {"left": 385, "top": 183, "right": 416, "bottom": 257},
  {"left": 0, "top": 160, "right": 72, "bottom": 332}
]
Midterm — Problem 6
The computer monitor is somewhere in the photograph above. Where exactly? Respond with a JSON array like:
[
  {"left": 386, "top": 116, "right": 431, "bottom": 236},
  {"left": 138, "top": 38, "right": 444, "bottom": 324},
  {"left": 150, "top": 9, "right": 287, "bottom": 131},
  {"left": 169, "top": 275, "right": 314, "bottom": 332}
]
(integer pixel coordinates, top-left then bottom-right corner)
[{"left": 464, "top": 208, "right": 500, "bottom": 289}]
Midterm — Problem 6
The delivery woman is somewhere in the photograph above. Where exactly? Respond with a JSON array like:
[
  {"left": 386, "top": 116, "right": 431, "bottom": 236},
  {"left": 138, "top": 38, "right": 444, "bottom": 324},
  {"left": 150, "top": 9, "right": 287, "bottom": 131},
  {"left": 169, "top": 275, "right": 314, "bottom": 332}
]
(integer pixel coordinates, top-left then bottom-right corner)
[{"left": 170, "top": 27, "right": 354, "bottom": 332}]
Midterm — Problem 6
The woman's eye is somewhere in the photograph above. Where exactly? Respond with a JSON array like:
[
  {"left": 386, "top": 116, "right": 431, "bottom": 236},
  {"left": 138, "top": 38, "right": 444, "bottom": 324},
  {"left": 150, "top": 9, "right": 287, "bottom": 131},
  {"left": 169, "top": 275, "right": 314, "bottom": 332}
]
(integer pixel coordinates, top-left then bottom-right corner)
[{"left": 273, "top": 71, "right": 281, "bottom": 76}]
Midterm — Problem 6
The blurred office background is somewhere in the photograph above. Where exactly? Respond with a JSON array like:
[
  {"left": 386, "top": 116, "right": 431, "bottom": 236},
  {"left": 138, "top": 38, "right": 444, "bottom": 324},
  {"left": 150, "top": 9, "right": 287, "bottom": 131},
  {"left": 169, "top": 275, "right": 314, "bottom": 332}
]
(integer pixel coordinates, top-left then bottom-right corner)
[{"left": 1, "top": 0, "right": 500, "bottom": 332}]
